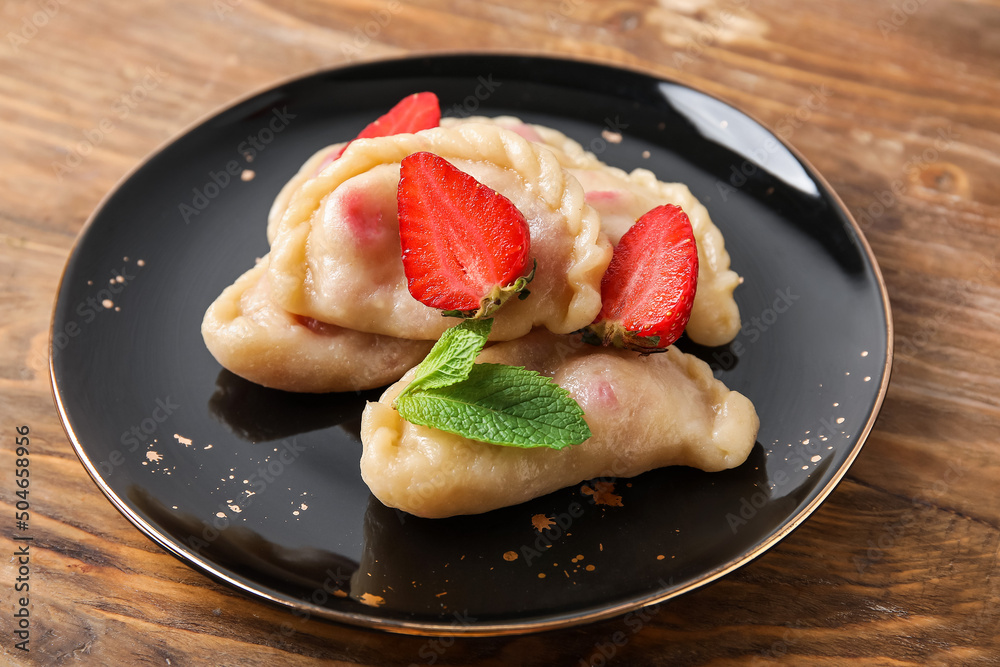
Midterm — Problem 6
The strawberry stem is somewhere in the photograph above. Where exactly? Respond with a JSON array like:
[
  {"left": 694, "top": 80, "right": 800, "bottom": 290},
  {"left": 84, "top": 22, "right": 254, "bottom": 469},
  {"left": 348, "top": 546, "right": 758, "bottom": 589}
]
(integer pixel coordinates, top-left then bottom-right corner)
[
  {"left": 469, "top": 260, "right": 536, "bottom": 320},
  {"left": 586, "top": 320, "right": 665, "bottom": 354}
]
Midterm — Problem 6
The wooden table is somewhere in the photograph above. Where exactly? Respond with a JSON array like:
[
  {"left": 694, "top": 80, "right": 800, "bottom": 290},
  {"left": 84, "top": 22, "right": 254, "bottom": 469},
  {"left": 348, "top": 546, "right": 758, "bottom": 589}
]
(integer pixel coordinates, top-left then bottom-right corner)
[{"left": 2, "top": 0, "right": 998, "bottom": 664}]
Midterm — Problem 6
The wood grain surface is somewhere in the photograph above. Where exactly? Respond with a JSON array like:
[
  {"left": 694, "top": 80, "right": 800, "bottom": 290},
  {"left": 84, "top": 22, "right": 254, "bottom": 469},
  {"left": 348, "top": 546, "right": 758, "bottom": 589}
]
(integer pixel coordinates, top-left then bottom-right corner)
[{"left": 2, "top": 0, "right": 999, "bottom": 664}]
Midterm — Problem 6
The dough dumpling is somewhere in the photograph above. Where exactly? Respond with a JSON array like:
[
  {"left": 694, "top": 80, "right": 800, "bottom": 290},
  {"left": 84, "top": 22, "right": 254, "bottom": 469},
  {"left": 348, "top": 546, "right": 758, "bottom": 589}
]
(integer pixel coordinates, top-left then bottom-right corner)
[
  {"left": 267, "top": 141, "right": 347, "bottom": 243},
  {"left": 266, "top": 124, "right": 612, "bottom": 341},
  {"left": 360, "top": 330, "right": 759, "bottom": 518},
  {"left": 443, "top": 116, "right": 742, "bottom": 347},
  {"left": 202, "top": 259, "right": 432, "bottom": 393}
]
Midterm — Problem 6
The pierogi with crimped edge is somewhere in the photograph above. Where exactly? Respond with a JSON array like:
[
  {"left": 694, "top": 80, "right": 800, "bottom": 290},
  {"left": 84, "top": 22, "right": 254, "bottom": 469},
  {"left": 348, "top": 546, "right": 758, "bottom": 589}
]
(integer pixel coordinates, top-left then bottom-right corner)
[
  {"left": 202, "top": 258, "right": 432, "bottom": 393},
  {"left": 270, "top": 116, "right": 742, "bottom": 347},
  {"left": 360, "top": 330, "right": 759, "bottom": 519},
  {"left": 266, "top": 141, "right": 347, "bottom": 244},
  {"left": 265, "top": 123, "right": 612, "bottom": 341},
  {"left": 205, "top": 103, "right": 759, "bottom": 519},
  {"left": 441, "top": 116, "right": 742, "bottom": 347}
]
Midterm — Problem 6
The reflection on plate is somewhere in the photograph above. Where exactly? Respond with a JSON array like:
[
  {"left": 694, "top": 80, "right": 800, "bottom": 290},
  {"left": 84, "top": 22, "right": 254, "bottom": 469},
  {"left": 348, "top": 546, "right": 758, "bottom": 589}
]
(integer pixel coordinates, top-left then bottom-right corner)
[{"left": 51, "top": 54, "right": 891, "bottom": 635}]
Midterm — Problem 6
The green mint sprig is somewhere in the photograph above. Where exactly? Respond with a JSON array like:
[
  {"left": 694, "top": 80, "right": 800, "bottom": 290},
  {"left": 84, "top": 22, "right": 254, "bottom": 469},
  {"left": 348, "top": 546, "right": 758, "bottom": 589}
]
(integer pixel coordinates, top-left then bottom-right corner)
[
  {"left": 393, "top": 319, "right": 591, "bottom": 449},
  {"left": 402, "top": 318, "right": 492, "bottom": 394}
]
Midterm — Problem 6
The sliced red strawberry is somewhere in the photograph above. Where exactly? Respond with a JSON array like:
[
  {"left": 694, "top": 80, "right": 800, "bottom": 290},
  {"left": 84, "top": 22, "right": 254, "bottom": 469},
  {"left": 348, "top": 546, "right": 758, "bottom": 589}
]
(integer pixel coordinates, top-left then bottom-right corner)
[
  {"left": 588, "top": 204, "right": 698, "bottom": 352},
  {"left": 316, "top": 92, "right": 441, "bottom": 173},
  {"left": 355, "top": 91, "right": 441, "bottom": 140},
  {"left": 397, "top": 151, "right": 533, "bottom": 318}
]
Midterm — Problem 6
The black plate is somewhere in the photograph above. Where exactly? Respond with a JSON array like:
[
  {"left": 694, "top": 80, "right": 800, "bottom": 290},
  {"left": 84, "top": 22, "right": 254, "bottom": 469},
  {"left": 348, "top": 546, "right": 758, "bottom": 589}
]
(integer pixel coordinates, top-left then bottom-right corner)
[{"left": 51, "top": 55, "right": 892, "bottom": 635}]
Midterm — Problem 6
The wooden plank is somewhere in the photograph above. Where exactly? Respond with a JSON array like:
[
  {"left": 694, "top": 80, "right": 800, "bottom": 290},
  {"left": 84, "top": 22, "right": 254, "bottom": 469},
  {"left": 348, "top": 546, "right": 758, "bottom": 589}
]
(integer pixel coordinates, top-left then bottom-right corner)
[{"left": 0, "top": 0, "right": 997, "bottom": 663}]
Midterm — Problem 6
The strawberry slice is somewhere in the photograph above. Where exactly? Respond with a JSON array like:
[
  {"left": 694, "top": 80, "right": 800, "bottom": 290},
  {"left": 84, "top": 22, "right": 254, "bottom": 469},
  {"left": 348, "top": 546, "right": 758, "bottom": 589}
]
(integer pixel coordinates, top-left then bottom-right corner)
[
  {"left": 316, "top": 92, "right": 441, "bottom": 172},
  {"left": 588, "top": 204, "right": 698, "bottom": 352},
  {"left": 397, "top": 151, "right": 533, "bottom": 319}
]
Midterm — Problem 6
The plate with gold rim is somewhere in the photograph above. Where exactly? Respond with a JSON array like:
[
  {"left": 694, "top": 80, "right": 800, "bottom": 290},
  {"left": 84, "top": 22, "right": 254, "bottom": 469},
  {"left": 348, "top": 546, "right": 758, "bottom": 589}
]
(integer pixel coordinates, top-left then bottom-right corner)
[{"left": 51, "top": 54, "right": 891, "bottom": 636}]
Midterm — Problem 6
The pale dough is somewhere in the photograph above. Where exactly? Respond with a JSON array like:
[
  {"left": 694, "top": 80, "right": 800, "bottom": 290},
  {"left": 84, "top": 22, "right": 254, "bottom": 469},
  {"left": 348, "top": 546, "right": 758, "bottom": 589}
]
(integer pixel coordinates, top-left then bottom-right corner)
[
  {"left": 202, "top": 259, "right": 432, "bottom": 393},
  {"left": 360, "top": 330, "right": 759, "bottom": 518},
  {"left": 266, "top": 124, "right": 613, "bottom": 341}
]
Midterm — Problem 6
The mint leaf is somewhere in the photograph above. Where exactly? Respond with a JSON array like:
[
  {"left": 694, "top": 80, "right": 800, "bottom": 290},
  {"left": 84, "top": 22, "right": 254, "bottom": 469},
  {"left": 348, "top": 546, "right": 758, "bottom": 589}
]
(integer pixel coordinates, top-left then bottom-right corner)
[
  {"left": 395, "top": 363, "right": 592, "bottom": 449},
  {"left": 397, "top": 318, "right": 492, "bottom": 400}
]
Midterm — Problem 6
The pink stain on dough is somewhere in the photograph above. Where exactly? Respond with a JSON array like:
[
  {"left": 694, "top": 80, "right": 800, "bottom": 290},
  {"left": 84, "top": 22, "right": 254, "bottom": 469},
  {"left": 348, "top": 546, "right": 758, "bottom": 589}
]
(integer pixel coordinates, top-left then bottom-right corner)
[
  {"left": 592, "top": 380, "right": 619, "bottom": 409},
  {"left": 506, "top": 122, "right": 543, "bottom": 143},
  {"left": 293, "top": 314, "right": 341, "bottom": 336},
  {"left": 339, "top": 189, "right": 385, "bottom": 245},
  {"left": 585, "top": 190, "right": 623, "bottom": 204}
]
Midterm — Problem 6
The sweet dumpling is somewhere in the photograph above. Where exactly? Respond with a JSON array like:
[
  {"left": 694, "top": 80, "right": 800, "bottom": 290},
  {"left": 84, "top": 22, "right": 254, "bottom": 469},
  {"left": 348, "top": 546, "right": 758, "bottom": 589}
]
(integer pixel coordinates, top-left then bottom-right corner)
[
  {"left": 202, "top": 259, "right": 432, "bottom": 393},
  {"left": 266, "top": 141, "right": 347, "bottom": 244},
  {"left": 571, "top": 169, "right": 740, "bottom": 347},
  {"left": 442, "top": 116, "right": 742, "bottom": 348},
  {"left": 360, "top": 330, "right": 759, "bottom": 518},
  {"left": 265, "top": 123, "right": 612, "bottom": 342}
]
